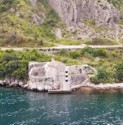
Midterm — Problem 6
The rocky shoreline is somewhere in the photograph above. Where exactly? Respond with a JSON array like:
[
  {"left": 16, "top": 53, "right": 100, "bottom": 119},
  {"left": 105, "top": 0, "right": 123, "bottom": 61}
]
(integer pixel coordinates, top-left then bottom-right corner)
[
  {"left": 73, "top": 83, "right": 123, "bottom": 94},
  {"left": 1, "top": 80, "right": 123, "bottom": 94},
  {"left": 0, "top": 80, "right": 42, "bottom": 92}
]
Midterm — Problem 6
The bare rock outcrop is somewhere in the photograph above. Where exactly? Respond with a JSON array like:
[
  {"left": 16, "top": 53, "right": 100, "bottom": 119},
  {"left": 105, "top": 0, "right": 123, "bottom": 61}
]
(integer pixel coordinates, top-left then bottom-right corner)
[
  {"left": 48, "top": 0, "right": 123, "bottom": 41},
  {"left": 48, "top": 0, "right": 121, "bottom": 26},
  {"left": 26, "top": 0, "right": 38, "bottom": 7},
  {"left": 26, "top": 0, "right": 46, "bottom": 26}
]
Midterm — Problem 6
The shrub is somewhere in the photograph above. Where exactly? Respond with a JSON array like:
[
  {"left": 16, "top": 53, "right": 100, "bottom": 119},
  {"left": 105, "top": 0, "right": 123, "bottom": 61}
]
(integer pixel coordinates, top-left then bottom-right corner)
[
  {"left": 90, "top": 68, "right": 110, "bottom": 84},
  {"left": 69, "top": 51, "right": 81, "bottom": 59},
  {"left": 0, "top": 49, "right": 52, "bottom": 83},
  {"left": 58, "top": 49, "right": 68, "bottom": 56},
  {"left": 86, "top": 38, "right": 115, "bottom": 45},
  {"left": 115, "top": 62, "right": 123, "bottom": 82},
  {"left": 80, "top": 47, "right": 108, "bottom": 57},
  {"left": 90, "top": 76, "right": 99, "bottom": 84},
  {"left": 95, "top": 49, "right": 108, "bottom": 57}
]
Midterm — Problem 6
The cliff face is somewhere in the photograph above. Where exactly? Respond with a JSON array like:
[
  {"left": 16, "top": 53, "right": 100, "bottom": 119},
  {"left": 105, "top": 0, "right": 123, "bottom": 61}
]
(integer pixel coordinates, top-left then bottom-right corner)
[
  {"left": 48, "top": 0, "right": 123, "bottom": 41},
  {"left": 48, "top": 0, "right": 121, "bottom": 26}
]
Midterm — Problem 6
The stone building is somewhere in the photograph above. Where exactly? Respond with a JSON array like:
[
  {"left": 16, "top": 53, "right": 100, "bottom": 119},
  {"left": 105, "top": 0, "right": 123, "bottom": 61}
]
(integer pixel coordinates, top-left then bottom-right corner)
[{"left": 28, "top": 59, "right": 90, "bottom": 91}]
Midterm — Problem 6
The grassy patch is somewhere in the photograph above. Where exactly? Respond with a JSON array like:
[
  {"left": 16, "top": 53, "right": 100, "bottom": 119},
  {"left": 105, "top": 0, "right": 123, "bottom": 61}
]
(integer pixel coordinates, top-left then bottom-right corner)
[
  {"left": 0, "top": 0, "right": 62, "bottom": 47},
  {"left": 83, "top": 19, "right": 109, "bottom": 33},
  {"left": 54, "top": 47, "right": 123, "bottom": 83}
]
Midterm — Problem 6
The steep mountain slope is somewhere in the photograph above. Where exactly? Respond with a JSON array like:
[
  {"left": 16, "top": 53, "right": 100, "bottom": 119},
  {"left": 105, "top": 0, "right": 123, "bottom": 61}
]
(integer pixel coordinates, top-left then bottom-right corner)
[
  {"left": 0, "top": 0, "right": 123, "bottom": 47},
  {"left": 0, "top": 0, "right": 62, "bottom": 47},
  {"left": 49, "top": 0, "right": 123, "bottom": 42}
]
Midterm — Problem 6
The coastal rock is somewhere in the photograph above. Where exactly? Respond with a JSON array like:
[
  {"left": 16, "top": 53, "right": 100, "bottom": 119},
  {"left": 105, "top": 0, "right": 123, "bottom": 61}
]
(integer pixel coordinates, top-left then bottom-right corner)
[{"left": 74, "top": 83, "right": 123, "bottom": 94}]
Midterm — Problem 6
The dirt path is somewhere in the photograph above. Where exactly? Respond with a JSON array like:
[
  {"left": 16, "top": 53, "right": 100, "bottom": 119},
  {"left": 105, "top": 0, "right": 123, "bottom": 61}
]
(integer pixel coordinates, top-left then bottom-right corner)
[{"left": 1, "top": 45, "right": 123, "bottom": 52}]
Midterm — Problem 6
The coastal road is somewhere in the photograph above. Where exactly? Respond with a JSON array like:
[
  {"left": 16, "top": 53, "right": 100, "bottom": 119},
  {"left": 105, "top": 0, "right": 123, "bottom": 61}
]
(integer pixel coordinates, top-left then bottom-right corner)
[{"left": 1, "top": 45, "right": 123, "bottom": 53}]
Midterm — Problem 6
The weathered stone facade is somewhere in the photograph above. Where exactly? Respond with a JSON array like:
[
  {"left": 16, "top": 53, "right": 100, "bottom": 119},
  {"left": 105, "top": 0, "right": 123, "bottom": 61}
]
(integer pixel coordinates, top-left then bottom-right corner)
[{"left": 28, "top": 59, "right": 91, "bottom": 91}]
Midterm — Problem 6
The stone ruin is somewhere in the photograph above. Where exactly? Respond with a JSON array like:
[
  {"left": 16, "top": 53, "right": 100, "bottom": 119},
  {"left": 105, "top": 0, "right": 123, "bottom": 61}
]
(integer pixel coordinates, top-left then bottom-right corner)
[{"left": 28, "top": 59, "right": 96, "bottom": 92}]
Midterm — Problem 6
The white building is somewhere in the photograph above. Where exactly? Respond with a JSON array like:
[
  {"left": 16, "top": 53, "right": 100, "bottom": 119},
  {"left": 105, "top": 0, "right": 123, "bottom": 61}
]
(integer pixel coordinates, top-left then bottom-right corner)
[{"left": 28, "top": 59, "right": 90, "bottom": 92}]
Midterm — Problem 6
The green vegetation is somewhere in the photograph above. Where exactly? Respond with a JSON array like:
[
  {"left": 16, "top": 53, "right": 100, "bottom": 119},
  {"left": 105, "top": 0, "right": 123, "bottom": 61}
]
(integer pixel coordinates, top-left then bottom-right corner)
[
  {"left": 0, "top": 0, "right": 62, "bottom": 47},
  {"left": 0, "top": 49, "right": 52, "bottom": 83},
  {"left": 0, "top": 47, "right": 123, "bottom": 84},
  {"left": 83, "top": 19, "right": 109, "bottom": 33},
  {"left": 115, "top": 62, "right": 123, "bottom": 82},
  {"left": 90, "top": 68, "right": 109, "bottom": 84},
  {"left": 55, "top": 47, "right": 123, "bottom": 84},
  {"left": 86, "top": 38, "right": 116, "bottom": 45},
  {"left": 108, "top": 0, "right": 123, "bottom": 10}
]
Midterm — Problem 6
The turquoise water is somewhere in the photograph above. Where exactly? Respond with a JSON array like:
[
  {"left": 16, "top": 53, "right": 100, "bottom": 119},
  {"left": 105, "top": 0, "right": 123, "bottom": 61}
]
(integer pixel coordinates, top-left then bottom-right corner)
[{"left": 0, "top": 87, "right": 123, "bottom": 125}]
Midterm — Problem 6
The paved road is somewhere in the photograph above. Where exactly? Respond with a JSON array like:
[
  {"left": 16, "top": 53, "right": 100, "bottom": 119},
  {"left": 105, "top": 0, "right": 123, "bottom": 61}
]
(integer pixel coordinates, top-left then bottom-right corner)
[{"left": 1, "top": 45, "right": 123, "bottom": 52}]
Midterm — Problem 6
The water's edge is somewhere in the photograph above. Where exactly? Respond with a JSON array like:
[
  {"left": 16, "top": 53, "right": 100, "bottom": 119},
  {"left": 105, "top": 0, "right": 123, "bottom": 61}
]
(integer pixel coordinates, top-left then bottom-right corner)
[
  {"left": 1, "top": 87, "right": 123, "bottom": 125},
  {"left": 1, "top": 82, "right": 123, "bottom": 94}
]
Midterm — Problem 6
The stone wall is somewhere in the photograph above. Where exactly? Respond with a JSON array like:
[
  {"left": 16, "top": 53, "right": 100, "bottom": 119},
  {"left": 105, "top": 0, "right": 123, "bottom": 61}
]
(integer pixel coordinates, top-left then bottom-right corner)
[
  {"left": 71, "top": 75, "right": 87, "bottom": 86},
  {"left": 28, "top": 61, "right": 90, "bottom": 91}
]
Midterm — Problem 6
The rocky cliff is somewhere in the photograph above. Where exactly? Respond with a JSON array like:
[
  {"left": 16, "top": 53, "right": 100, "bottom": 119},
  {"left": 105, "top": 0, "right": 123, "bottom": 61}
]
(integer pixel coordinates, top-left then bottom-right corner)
[
  {"left": 48, "top": 0, "right": 121, "bottom": 26},
  {"left": 48, "top": 0, "right": 123, "bottom": 41}
]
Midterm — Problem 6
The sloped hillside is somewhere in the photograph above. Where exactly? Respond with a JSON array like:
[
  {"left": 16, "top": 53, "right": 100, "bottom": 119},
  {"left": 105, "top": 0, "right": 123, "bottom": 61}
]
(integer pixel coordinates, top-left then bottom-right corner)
[
  {"left": 49, "top": 0, "right": 123, "bottom": 43},
  {"left": 0, "top": 0, "right": 62, "bottom": 47},
  {"left": 0, "top": 0, "right": 123, "bottom": 47},
  {"left": 108, "top": 0, "right": 123, "bottom": 10}
]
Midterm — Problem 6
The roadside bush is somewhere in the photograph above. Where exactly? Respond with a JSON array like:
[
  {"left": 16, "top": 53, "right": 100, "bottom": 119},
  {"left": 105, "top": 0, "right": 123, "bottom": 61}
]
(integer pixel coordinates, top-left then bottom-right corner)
[
  {"left": 86, "top": 38, "right": 115, "bottom": 45},
  {"left": 95, "top": 49, "right": 108, "bottom": 57},
  {"left": 58, "top": 49, "right": 68, "bottom": 56},
  {"left": 69, "top": 51, "right": 81, "bottom": 59},
  {"left": 80, "top": 47, "right": 108, "bottom": 57}
]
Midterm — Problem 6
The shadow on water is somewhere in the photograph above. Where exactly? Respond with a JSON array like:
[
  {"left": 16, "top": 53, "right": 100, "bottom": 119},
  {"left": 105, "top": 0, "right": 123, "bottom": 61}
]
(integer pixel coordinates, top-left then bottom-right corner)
[{"left": 0, "top": 87, "right": 123, "bottom": 125}]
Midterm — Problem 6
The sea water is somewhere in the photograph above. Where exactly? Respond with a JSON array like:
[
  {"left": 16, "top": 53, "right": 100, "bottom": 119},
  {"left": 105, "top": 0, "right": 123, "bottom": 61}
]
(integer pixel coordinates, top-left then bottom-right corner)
[{"left": 0, "top": 87, "right": 123, "bottom": 125}]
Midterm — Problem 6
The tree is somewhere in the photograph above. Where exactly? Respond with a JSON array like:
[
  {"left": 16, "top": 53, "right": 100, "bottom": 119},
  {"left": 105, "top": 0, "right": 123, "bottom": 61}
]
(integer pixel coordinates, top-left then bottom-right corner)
[
  {"left": 90, "top": 68, "right": 109, "bottom": 84},
  {"left": 115, "top": 62, "right": 123, "bottom": 82},
  {"left": 0, "top": 49, "right": 51, "bottom": 84}
]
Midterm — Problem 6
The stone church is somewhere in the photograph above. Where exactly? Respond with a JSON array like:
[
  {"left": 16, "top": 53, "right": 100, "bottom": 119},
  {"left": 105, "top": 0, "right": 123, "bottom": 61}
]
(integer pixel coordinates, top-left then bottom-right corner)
[{"left": 28, "top": 59, "right": 93, "bottom": 92}]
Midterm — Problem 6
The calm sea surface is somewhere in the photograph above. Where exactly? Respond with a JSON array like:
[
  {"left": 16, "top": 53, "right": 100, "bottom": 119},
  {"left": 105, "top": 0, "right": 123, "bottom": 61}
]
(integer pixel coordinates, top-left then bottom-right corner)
[{"left": 0, "top": 87, "right": 123, "bottom": 125}]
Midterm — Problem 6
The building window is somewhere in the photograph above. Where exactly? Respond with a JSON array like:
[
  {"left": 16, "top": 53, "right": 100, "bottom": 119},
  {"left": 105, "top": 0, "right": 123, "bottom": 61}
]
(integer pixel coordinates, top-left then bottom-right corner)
[
  {"left": 66, "top": 80, "right": 68, "bottom": 82},
  {"left": 66, "top": 71, "right": 68, "bottom": 73},
  {"left": 66, "top": 75, "right": 68, "bottom": 77}
]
